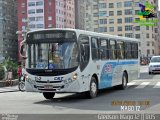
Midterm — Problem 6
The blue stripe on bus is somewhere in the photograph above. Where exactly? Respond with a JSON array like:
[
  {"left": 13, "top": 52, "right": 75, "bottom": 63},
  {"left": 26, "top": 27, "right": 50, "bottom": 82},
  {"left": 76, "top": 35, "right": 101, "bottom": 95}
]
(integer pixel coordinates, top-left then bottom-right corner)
[{"left": 99, "top": 60, "right": 138, "bottom": 89}]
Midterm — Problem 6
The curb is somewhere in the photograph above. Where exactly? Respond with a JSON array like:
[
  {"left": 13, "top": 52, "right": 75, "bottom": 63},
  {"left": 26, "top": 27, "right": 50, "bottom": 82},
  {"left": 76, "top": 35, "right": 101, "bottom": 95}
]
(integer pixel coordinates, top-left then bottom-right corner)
[{"left": 0, "top": 79, "right": 19, "bottom": 87}]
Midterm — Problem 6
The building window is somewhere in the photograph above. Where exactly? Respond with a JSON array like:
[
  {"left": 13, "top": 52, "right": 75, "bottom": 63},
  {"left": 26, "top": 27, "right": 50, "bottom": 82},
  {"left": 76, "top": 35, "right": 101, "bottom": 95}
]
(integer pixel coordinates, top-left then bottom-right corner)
[
  {"left": 118, "top": 34, "right": 123, "bottom": 36},
  {"left": 48, "top": 16, "right": 52, "bottom": 20},
  {"left": 117, "top": 11, "right": 122, "bottom": 15},
  {"left": 117, "top": 2, "right": 122, "bottom": 8},
  {"left": 125, "top": 17, "right": 133, "bottom": 23},
  {"left": 99, "top": 19, "right": 107, "bottom": 24},
  {"left": 94, "top": 28, "right": 98, "bottom": 32},
  {"left": 125, "top": 33, "right": 133, "bottom": 38},
  {"left": 29, "top": 17, "right": 35, "bottom": 21},
  {"left": 28, "top": 9, "right": 35, "bottom": 14},
  {"left": 36, "top": 1, "right": 43, "bottom": 6},
  {"left": 94, "top": 20, "right": 98, "bottom": 25},
  {"left": 125, "top": 9, "right": 132, "bottom": 15},
  {"left": 37, "top": 24, "right": 44, "bottom": 28},
  {"left": 99, "top": 11, "right": 107, "bottom": 17},
  {"left": 135, "top": 34, "right": 140, "bottom": 39},
  {"left": 109, "top": 11, "right": 114, "bottom": 16},
  {"left": 28, "top": 2, "right": 35, "bottom": 6},
  {"left": 48, "top": 24, "right": 52, "bottom": 28},
  {"left": 118, "top": 26, "right": 122, "bottom": 31},
  {"left": 29, "top": 24, "right": 35, "bottom": 29},
  {"left": 21, "top": 3, "right": 25, "bottom": 7},
  {"left": 22, "top": 26, "right": 26, "bottom": 30},
  {"left": 36, "top": 9, "right": 43, "bottom": 13},
  {"left": 147, "top": 49, "right": 150, "bottom": 55},
  {"left": 134, "top": 2, "right": 139, "bottom": 7},
  {"left": 22, "top": 18, "right": 26, "bottom": 22},
  {"left": 93, "top": 5, "right": 98, "bottom": 9},
  {"left": 117, "top": 18, "right": 122, "bottom": 23},
  {"left": 98, "top": 3, "right": 106, "bottom": 8},
  {"left": 21, "top": 11, "right": 25, "bottom": 14},
  {"left": 36, "top": 16, "right": 43, "bottom": 21},
  {"left": 135, "top": 10, "right": 140, "bottom": 15},
  {"left": 135, "top": 26, "right": 140, "bottom": 31},
  {"left": 109, "top": 19, "right": 114, "bottom": 24},
  {"left": 146, "top": 34, "right": 149, "bottom": 38},
  {"left": 93, "top": 13, "right": 98, "bottom": 17},
  {"left": 109, "top": 27, "right": 114, "bottom": 32},
  {"left": 152, "top": 42, "right": 154, "bottom": 46},
  {"left": 125, "top": 25, "right": 132, "bottom": 31},
  {"left": 124, "top": 1, "right": 132, "bottom": 7},
  {"left": 99, "top": 27, "right": 107, "bottom": 32},
  {"left": 146, "top": 26, "right": 149, "bottom": 30},
  {"left": 109, "top": 3, "right": 114, "bottom": 8}
]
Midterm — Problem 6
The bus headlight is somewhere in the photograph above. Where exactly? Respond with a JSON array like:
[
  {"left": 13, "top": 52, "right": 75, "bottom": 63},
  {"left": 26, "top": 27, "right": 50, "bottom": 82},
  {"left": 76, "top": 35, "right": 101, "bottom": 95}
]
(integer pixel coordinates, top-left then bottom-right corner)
[
  {"left": 25, "top": 75, "right": 29, "bottom": 80},
  {"left": 72, "top": 73, "right": 78, "bottom": 80}
]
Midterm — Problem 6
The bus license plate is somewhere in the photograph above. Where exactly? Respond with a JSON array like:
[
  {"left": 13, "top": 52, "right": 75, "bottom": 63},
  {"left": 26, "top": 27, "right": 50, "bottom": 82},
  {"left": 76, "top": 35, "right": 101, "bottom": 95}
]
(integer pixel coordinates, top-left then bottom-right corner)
[{"left": 44, "top": 85, "right": 53, "bottom": 89}]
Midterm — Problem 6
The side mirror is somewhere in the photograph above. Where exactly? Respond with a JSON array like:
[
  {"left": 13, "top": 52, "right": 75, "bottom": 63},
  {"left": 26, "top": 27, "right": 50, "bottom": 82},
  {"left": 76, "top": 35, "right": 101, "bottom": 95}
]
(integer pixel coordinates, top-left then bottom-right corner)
[{"left": 20, "top": 41, "right": 27, "bottom": 59}]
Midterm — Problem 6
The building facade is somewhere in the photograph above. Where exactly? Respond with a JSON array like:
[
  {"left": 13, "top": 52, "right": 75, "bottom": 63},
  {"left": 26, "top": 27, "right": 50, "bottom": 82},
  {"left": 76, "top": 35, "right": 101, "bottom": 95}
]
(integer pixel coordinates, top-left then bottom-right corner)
[
  {"left": 82, "top": 0, "right": 159, "bottom": 57},
  {"left": 0, "top": 0, "right": 18, "bottom": 61},
  {"left": 17, "top": 0, "right": 75, "bottom": 62}
]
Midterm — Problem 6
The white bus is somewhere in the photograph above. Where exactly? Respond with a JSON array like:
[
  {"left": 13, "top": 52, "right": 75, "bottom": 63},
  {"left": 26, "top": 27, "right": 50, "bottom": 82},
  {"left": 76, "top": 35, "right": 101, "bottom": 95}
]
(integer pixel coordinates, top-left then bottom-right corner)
[{"left": 20, "top": 28, "right": 139, "bottom": 99}]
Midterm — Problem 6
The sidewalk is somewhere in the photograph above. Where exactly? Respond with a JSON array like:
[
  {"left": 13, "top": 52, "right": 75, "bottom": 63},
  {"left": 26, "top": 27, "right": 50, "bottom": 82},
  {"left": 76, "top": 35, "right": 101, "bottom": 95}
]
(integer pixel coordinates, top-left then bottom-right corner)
[
  {"left": 0, "top": 79, "right": 19, "bottom": 93},
  {"left": 0, "top": 85, "right": 19, "bottom": 93}
]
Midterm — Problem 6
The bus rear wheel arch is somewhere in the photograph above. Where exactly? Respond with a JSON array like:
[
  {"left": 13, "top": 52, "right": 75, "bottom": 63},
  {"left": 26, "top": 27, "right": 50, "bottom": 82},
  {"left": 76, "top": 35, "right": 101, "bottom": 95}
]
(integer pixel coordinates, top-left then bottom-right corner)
[{"left": 43, "top": 92, "right": 55, "bottom": 99}]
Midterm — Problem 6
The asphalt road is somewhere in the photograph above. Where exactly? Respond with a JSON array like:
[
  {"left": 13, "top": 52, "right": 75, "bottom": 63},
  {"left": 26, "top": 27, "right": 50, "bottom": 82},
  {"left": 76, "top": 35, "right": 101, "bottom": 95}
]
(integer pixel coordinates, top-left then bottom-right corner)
[{"left": 0, "top": 66, "right": 160, "bottom": 120}]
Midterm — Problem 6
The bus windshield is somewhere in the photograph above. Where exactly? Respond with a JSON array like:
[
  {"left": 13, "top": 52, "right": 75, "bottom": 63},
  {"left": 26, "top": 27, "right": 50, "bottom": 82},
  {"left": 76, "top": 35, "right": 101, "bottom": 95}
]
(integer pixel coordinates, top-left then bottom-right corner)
[{"left": 27, "top": 32, "right": 79, "bottom": 69}]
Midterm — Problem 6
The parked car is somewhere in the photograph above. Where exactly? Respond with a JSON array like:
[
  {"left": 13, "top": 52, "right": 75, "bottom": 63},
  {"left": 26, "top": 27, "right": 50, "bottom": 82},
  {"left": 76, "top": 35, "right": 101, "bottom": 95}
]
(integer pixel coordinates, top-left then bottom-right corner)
[{"left": 148, "top": 56, "right": 160, "bottom": 74}]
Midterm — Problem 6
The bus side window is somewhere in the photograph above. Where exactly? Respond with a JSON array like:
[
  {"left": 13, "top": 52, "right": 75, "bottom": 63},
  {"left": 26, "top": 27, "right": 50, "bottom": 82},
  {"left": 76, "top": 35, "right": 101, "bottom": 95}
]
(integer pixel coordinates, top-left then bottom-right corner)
[
  {"left": 109, "top": 40, "right": 117, "bottom": 59},
  {"left": 99, "top": 39, "right": 109, "bottom": 60},
  {"left": 79, "top": 34, "right": 90, "bottom": 71},
  {"left": 125, "top": 42, "right": 132, "bottom": 59},
  {"left": 117, "top": 41, "right": 124, "bottom": 59},
  {"left": 91, "top": 37, "right": 99, "bottom": 60}
]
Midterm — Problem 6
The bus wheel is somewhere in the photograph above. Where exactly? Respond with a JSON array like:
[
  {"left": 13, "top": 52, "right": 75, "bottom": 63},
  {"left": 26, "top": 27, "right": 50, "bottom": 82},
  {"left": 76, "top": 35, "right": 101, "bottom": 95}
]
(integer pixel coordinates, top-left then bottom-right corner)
[
  {"left": 120, "top": 72, "right": 128, "bottom": 90},
  {"left": 43, "top": 92, "right": 55, "bottom": 99},
  {"left": 86, "top": 77, "right": 98, "bottom": 98}
]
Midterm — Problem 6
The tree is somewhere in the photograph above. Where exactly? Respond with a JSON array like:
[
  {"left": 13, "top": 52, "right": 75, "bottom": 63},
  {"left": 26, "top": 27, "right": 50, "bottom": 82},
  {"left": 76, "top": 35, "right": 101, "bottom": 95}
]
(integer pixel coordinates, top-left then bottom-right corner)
[{"left": 2, "top": 59, "right": 18, "bottom": 79}]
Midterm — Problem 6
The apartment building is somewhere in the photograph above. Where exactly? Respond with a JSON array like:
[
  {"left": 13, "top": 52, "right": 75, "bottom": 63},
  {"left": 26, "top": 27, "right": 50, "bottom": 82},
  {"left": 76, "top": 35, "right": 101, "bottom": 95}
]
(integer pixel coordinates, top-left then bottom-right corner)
[
  {"left": 82, "top": 0, "right": 159, "bottom": 57},
  {"left": 17, "top": 0, "right": 75, "bottom": 62},
  {"left": 0, "top": 0, "right": 18, "bottom": 61}
]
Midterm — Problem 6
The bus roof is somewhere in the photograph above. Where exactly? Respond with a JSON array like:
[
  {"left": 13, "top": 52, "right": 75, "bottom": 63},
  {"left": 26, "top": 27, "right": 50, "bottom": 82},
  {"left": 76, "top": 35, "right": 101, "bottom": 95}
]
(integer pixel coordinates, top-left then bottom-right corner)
[{"left": 27, "top": 28, "right": 139, "bottom": 42}]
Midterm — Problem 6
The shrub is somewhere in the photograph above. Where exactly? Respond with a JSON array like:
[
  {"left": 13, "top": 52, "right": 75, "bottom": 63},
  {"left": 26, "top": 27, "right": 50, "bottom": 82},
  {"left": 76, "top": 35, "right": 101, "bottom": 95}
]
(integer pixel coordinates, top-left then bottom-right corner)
[{"left": 0, "top": 65, "right": 5, "bottom": 80}]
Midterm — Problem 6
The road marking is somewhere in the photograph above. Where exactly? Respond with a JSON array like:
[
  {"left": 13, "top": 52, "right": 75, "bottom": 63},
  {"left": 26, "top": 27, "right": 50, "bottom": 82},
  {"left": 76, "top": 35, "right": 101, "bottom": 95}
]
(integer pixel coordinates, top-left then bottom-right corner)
[
  {"left": 153, "top": 82, "right": 160, "bottom": 88},
  {"left": 127, "top": 82, "right": 136, "bottom": 86},
  {"left": 135, "top": 82, "right": 150, "bottom": 88}
]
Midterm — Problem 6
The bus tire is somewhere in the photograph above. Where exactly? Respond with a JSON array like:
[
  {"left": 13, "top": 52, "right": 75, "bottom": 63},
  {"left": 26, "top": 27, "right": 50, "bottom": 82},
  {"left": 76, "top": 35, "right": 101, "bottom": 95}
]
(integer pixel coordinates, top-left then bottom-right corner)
[
  {"left": 119, "top": 72, "right": 128, "bottom": 90},
  {"left": 43, "top": 92, "right": 55, "bottom": 99},
  {"left": 86, "top": 77, "right": 98, "bottom": 98}
]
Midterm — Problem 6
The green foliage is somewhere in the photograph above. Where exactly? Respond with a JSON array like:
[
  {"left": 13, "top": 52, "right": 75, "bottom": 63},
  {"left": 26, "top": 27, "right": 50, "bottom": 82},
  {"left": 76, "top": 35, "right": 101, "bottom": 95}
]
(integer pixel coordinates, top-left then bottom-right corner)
[
  {"left": 2, "top": 59, "right": 18, "bottom": 79},
  {"left": 0, "top": 64, "right": 5, "bottom": 80}
]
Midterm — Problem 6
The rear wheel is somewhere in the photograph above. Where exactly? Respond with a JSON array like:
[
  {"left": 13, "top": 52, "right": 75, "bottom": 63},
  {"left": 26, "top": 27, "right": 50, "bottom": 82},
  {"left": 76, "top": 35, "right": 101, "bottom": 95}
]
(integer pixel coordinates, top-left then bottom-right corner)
[
  {"left": 43, "top": 92, "right": 55, "bottom": 99},
  {"left": 86, "top": 77, "right": 98, "bottom": 98}
]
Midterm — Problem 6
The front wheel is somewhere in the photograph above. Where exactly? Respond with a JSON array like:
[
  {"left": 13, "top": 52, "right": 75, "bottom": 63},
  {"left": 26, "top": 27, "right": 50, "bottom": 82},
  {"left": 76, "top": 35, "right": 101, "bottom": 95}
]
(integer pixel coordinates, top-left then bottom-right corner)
[
  {"left": 43, "top": 92, "right": 55, "bottom": 99},
  {"left": 86, "top": 77, "right": 98, "bottom": 99}
]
